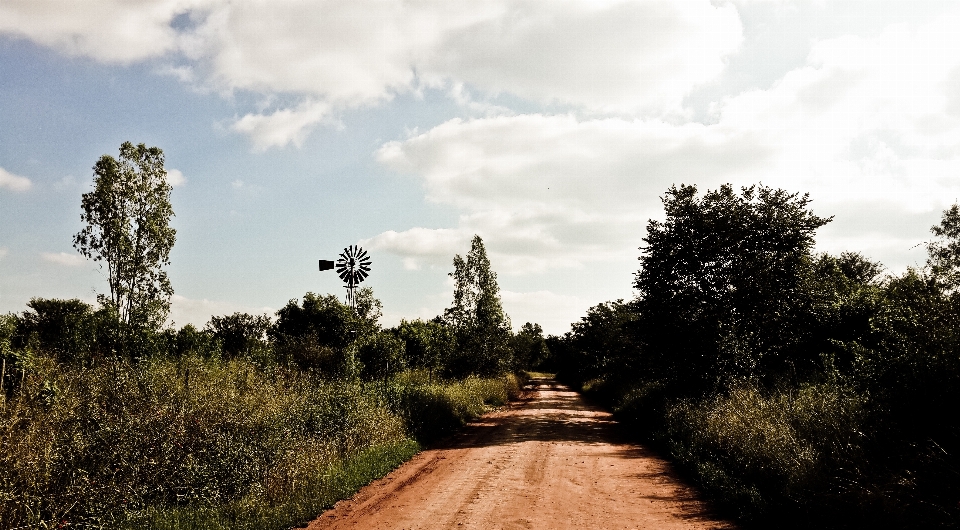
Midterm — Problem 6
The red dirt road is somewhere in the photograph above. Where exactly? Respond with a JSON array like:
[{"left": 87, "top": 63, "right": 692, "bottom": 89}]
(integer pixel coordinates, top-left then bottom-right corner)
[{"left": 306, "top": 378, "right": 734, "bottom": 530}]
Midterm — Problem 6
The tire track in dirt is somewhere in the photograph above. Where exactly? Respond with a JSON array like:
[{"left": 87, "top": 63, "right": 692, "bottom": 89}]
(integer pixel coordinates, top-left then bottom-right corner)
[{"left": 305, "top": 378, "right": 735, "bottom": 530}]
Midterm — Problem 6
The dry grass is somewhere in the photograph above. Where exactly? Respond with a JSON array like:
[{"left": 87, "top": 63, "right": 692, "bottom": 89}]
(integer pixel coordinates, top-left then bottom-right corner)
[{"left": 0, "top": 355, "right": 519, "bottom": 529}]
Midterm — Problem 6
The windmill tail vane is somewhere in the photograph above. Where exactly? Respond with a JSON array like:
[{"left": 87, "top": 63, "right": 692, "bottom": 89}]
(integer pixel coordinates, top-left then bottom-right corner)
[{"left": 330, "top": 244, "right": 372, "bottom": 310}]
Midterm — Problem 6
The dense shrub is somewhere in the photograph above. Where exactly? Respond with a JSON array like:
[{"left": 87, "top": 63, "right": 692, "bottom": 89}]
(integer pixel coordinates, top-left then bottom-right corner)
[{"left": 0, "top": 353, "right": 521, "bottom": 529}]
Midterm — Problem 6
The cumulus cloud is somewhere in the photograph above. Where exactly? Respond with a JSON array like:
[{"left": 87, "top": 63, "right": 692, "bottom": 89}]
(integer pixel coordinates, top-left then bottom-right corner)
[
  {"left": 0, "top": 167, "right": 32, "bottom": 192},
  {"left": 0, "top": 0, "right": 197, "bottom": 63},
  {"left": 0, "top": 1, "right": 743, "bottom": 148},
  {"left": 231, "top": 100, "right": 331, "bottom": 151},
  {"left": 41, "top": 252, "right": 87, "bottom": 267},
  {"left": 361, "top": 227, "right": 469, "bottom": 270},
  {"left": 166, "top": 168, "right": 187, "bottom": 187},
  {"left": 370, "top": 10, "right": 960, "bottom": 274},
  {"left": 371, "top": 114, "right": 773, "bottom": 273},
  {"left": 428, "top": 0, "right": 742, "bottom": 115}
]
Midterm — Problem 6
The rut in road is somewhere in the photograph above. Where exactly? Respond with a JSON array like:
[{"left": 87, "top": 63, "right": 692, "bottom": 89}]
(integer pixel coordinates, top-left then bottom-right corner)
[{"left": 305, "top": 377, "right": 735, "bottom": 530}]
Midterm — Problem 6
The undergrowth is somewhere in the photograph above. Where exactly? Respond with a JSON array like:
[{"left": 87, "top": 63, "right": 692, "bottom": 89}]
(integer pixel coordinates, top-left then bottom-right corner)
[{"left": 0, "top": 356, "right": 519, "bottom": 529}]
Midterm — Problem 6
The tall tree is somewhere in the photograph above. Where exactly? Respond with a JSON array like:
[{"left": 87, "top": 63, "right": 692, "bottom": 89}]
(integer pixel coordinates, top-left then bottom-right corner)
[
  {"left": 73, "top": 142, "right": 176, "bottom": 329},
  {"left": 444, "top": 235, "right": 512, "bottom": 375}
]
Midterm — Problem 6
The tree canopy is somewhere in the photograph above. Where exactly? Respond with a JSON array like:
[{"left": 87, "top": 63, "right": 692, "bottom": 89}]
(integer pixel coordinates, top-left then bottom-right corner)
[
  {"left": 73, "top": 142, "right": 176, "bottom": 329},
  {"left": 635, "top": 184, "right": 831, "bottom": 389}
]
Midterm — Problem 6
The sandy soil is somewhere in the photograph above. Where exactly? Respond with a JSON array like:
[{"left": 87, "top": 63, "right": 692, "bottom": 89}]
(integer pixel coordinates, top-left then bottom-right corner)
[{"left": 304, "top": 377, "right": 735, "bottom": 530}]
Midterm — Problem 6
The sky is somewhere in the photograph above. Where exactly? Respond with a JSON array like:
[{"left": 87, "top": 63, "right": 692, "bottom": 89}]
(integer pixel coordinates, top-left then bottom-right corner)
[{"left": 2, "top": 0, "right": 960, "bottom": 335}]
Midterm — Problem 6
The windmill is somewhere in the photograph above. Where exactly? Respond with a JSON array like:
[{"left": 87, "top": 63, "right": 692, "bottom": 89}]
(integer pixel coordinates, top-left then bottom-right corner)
[{"left": 319, "top": 245, "right": 371, "bottom": 310}]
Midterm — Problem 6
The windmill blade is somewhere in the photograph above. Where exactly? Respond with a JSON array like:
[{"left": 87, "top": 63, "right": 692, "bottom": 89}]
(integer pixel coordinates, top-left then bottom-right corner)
[{"left": 357, "top": 249, "right": 369, "bottom": 259}]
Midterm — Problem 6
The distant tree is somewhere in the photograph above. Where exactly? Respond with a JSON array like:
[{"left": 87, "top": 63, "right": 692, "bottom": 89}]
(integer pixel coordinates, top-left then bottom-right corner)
[
  {"left": 510, "top": 322, "right": 550, "bottom": 371},
  {"left": 73, "top": 142, "right": 176, "bottom": 330},
  {"left": 206, "top": 313, "right": 271, "bottom": 360},
  {"left": 395, "top": 318, "right": 456, "bottom": 378},
  {"left": 270, "top": 291, "right": 383, "bottom": 374},
  {"left": 444, "top": 235, "right": 512, "bottom": 375},
  {"left": 356, "top": 331, "right": 406, "bottom": 380}
]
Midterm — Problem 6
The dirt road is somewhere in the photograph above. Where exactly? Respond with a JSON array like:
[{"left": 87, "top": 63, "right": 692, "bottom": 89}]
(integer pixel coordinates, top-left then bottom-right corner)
[{"left": 306, "top": 378, "right": 734, "bottom": 530}]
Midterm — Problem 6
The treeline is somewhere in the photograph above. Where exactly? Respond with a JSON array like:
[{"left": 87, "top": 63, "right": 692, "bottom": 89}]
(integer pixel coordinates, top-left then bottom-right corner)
[
  {"left": 550, "top": 184, "right": 960, "bottom": 529},
  {"left": 0, "top": 286, "right": 546, "bottom": 383}
]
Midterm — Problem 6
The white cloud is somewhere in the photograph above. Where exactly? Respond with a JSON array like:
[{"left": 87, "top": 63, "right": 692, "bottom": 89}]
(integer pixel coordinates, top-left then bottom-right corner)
[
  {"left": 0, "top": 1, "right": 743, "bottom": 148},
  {"left": 168, "top": 294, "right": 274, "bottom": 328},
  {"left": 362, "top": 228, "right": 469, "bottom": 270},
  {"left": 371, "top": 10, "right": 960, "bottom": 275},
  {"left": 41, "top": 252, "right": 87, "bottom": 267},
  {"left": 166, "top": 168, "right": 187, "bottom": 187},
  {"left": 500, "top": 290, "right": 596, "bottom": 336},
  {"left": 426, "top": 0, "right": 742, "bottom": 115},
  {"left": 0, "top": 247, "right": 8, "bottom": 261},
  {"left": 231, "top": 100, "right": 331, "bottom": 151},
  {"left": 0, "top": 0, "right": 197, "bottom": 63},
  {"left": 0, "top": 167, "right": 32, "bottom": 192},
  {"left": 373, "top": 114, "right": 772, "bottom": 273}
]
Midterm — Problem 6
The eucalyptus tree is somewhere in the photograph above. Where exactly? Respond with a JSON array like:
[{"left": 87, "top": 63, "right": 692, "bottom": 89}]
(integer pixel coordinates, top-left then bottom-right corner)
[
  {"left": 444, "top": 235, "right": 512, "bottom": 375},
  {"left": 73, "top": 142, "right": 176, "bottom": 330}
]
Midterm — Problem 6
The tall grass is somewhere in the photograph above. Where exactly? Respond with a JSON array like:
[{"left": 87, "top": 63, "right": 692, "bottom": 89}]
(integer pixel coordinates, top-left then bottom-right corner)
[
  {"left": 666, "top": 383, "right": 865, "bottom": 518},
  {"left": 0, "top": 355, "right": 520, "bottom": 529}
]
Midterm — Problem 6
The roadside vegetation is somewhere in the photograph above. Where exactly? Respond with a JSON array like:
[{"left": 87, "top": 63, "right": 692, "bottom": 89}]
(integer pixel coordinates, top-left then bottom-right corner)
[
  {"left": 550, "top": 184, "right": 960, "bottom": 529},
  {"left": 0, "top": 142, "right": 543, "bottom": 529}
]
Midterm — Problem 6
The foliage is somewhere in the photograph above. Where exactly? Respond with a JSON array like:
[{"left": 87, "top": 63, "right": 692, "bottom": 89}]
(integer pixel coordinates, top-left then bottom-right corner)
[
  {"left": 206, "top": 312, "right": 272, "bottom": 362},
  {"left": 73, "top": 142, "right": 176, "bottom": 330},
  {"left": 509, "top": 322, "right": 550, "bottom": 371},
  {"left": 555, "top": 185, "right": 960, "bottom": 528},
  {"left": 551, "top": 301, "right": 637, "bottom": 386},
  {"left": 394, "top": 318, "right": 456, "bottom": 376},
  {"left": 269, "top": 292, "right": 362, "bottom": 373},
  {"left": 355, "top": 330, "right": 406, "bottom": 380},
  {"left": 0, "top": 353, "right": 520, "bottom": 529},
  {"left": 635, "top": 184, "right": 831, "bottom": 391},
  {"left": 444, "top": 235, "right": 512, "bottom": 376}
]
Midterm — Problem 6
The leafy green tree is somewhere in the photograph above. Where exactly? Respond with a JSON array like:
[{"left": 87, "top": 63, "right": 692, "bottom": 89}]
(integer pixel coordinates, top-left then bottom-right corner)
[
  {"left": 170, "top": 324, "right": 220, "bottom": 358},
  {"left": 356, "top": 331, "right": 406, "bottom": 380},
  {"left": 270, "top": 291, "right": 383, "bottom": 374},
  {"left": 205, "top": 312, "right": 271, "bottom": 360},
  {"left": 395, "top": 318, "right": 456, "bottom": 378},
  {"left": 510, "top": 322, "right": 550, "bottom": 371},
  {"left": 635, "top": 184, "right": 831, "bottom": 389},
  {"left": 73, "top": 142, "right": 176, "bottom": 329},
  {"left": 444, "top": 235, "right": 512, "bottom": 375},
  {"left": 554, "top": 301, "right": 638, "bottom": 385}
]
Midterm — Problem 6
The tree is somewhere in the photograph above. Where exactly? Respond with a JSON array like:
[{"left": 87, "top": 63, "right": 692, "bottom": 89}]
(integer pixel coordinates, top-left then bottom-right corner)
[
  {"left": 73, "top": 142, "right": 176, "bottom": 329},
  {"left": 509, "top": 322, "right": 550, "bottom": 371},
  {"left": 928, "top": 203, "right": 960, "bottom": 292},
  {"left": 635, "top": 184, "right": 831, "bottom": 389},
  {"left": 444, "top": 235, "right": 512, "bottom": 375},
  {"left": 206, "top": 312, "right": 271, "bottom": 360}
]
